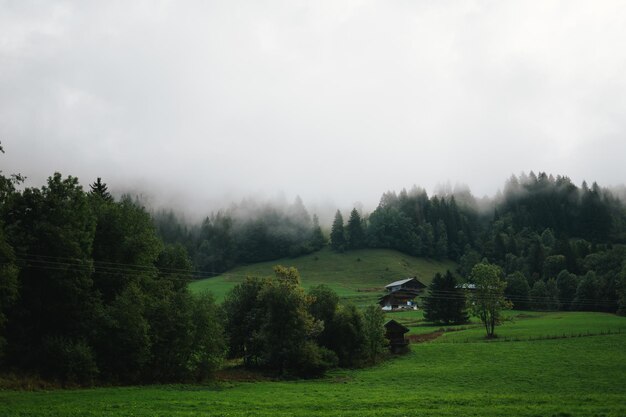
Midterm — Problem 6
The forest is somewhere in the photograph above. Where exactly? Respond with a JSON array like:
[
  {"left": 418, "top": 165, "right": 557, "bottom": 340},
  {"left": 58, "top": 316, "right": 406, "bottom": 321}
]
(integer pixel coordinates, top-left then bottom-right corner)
[
  {"left": 156, "top": 172, "right": 626, "bottom": 316},
  {"left": 1, "top": 144, "right": 626, "bottom": 385}
]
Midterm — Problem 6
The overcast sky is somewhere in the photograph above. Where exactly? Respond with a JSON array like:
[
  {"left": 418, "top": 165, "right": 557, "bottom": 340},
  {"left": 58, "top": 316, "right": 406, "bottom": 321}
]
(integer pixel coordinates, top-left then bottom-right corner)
[{"left": 1, "top": 1, "right": 625, "bottom": 218}]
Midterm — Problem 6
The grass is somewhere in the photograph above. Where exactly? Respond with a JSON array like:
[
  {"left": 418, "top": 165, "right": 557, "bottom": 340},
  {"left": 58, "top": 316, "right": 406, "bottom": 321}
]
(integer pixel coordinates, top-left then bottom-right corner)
[
  {"left": 189, "top": 247, "right": 456, "bottom": 305},
  {"left": 387, "top": 309, "right": 626, "bottom": 340},
  {"left": 2, "top": 311, "right": 625, "bottom": 416}
]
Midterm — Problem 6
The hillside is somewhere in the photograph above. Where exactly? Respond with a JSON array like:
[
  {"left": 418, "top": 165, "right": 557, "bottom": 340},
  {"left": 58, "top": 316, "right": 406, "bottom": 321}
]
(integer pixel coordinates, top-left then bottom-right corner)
[{"left": 189, "top": 247, "right": 457, "bottom": 304}]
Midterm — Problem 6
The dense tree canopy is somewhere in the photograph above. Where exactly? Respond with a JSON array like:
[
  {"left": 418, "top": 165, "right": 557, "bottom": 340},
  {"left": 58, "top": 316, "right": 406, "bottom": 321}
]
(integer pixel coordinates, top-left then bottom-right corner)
[
  {"left": 0, "top": 172, "right": 225, "bottom": 384},
  {"left": 423, "top": 271, "right": 469, "bottom": 325}
]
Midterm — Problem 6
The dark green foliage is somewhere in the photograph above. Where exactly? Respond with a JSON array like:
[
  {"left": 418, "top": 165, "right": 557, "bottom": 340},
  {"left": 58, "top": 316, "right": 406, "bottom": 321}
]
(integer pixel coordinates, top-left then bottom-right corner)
[
  {"left": 4, "top": 174, "right": 100, "bottom": 372},
  {"left": 327, "top": 304, "right": 365, "bottom": 367},
  {"left": 41, "top": 337, "right": 99, "bottom": 386},
  {"left": 0, "top": 173, "right": 224, "bottom": 385},
  {"left": 223, "top": 276, "right": 267, "bottom": 365},
  {"left": 434, "top": 220, "right": 449, "bottom": 259},
  {"left": 469, "top": 262, "right": 512, "bottom": 338},
  {"left": 0, "top": 226, "right": 18, "bottom": 359},
  {"left": 91, "top": 195, "right": 163, "bottom": 303},
  {"left": 361, "top": 305, "right": 387, "bottom": 364},
  {"left": 458, "top": 247, "right": 481, "bottom": 279},
  {"left": 255, "top": 266, "right": 319, "bottom": 373},
  {"left": 366, "top": 206, "right": 420, "bottom": 255},
  {"left": 156, "top": 243, "right": 193, "bottom": 291},
  {"left": 573, "top": 271, "right": 600, "bottom": 311},
  {"left": 423, "top": 271, "right": 469, "bottom": 324},
  {"left": 89, "top": 178, "right": 113, "bottom": 202},
  {"left": 365, "top": 189, "right": 475, "bottom": 260},
  {"left": 310, "top": 215, "right": 326, "bottom": 250},
  {"left": 330, "top": 210, "right": 346, "bottom": 252},
  {"left": 308, "top": 285, "right": 339, "bottom": 350},
  {"left": 143, "top": 284, "right": 205, "bottom": 382},
  {"left": 545, "top": 278, "right": 560, "bottom": 310},
  {"left": 505, "top": 272, "right": 531, "bottom": 310},
  {"left": 224, "top": 272, "right": 384, "bottom": 375},
  {"left": 530, "top": 281, "right": 550, "bottom": 310},
  {"left": 155, "top": 198, "right": 324, "bottom": 275},
  {"left": 194, "top": 213, "right": 237, "bottom": 274},
  {"left": 346, "top": 208, "right": 365, "bottom": 249},
  {"left": 310, "top": 287, "right": 385, "bottom": 367},
  {"left": 556, "top": 270, "right": 579, "bottom": 310},
  {"left": 95, "top": 283, "right": 150, "bottom": 383},
  {"left": 618, "top": 270, "right": 626, "bottom": 316},
  {"left": 223, "top": 266, "right": 336, "bottom": 376},
  {"left": 188, "top": 292, "right": 227, "bottom": 380},
  {"left": 543, "top": 255, "right": 566, "bottom": 280}
]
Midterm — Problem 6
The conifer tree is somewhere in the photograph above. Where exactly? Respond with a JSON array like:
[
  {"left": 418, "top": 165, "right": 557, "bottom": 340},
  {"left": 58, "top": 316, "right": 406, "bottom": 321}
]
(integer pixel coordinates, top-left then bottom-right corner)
[
  {"left": 90, "top": 177, "right": 113, "bottom": 202},
  {"left": 330, "top": 210, "right": 346, "bottom": 252},
  {"left": 310, "top": 214, "right": 326, "bottom": 250},
  {"left": 346, "top": 208, "right": 365, "bottom": 249},
  {"left": 423, "top": 271, "right": 468, "bottom": 324}
]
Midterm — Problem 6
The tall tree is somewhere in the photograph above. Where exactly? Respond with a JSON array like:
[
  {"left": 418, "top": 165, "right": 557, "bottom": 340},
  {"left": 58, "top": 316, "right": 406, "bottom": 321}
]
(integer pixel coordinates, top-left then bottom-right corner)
[
  {"left": 4, "top": 173, "right": 100, "bottom": 376},
  {"left": 423, "top": 271, "right": 469, "bottom": 324},
  {"left": 309, "top": 214, "right": 326, "bottom": 250},
  {"left": 361, "top": 305, "right": 387, "bottom": 364},
  {"left": 505, "top": 272, "right": 530, "bottom": 310},
  {"left": 469, "top": 262, "right": 512, "bottom": 338},
  {"left": 330, "top": 210, "right": 346, "bottom": 252},
  {"left": 346, "top": 208, "right": 365, "bottom": 249},
  {"left": 89, "top": 177, "right": 113, "bottom": 202}
]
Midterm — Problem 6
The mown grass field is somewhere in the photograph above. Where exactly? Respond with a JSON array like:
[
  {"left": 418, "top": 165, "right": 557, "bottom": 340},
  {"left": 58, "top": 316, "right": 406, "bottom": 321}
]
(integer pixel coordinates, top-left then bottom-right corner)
[
  {"left": 189, "top": 248, "right": 456, "bottom": 305},
  {"left": 2, "top": 311, "right": 625, "bottom": 416}
]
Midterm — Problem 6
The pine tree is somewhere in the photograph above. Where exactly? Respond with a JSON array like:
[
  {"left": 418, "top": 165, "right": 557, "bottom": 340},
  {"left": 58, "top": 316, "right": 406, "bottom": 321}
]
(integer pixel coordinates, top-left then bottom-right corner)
[
  {"left": 90, "top": 177, "right": 113, "bottom": 202},
  {"left": 423, "top": 271, "right": 469, "bottom": 324},
  {"left": 346, "top": 208, "right": 365, "bottom": 249},
  {"left": 330, "top": 210, "right": 346, "bottom": 252},
  {"left": 310, "top": 214, "right": 326, "bottom": 250}
]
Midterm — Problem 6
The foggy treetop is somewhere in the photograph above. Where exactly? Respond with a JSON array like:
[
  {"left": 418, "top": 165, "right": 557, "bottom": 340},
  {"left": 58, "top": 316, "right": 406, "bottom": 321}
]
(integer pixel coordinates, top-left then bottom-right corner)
[{"left": 2, "top": 1, "right": 626, "bottom": 213}]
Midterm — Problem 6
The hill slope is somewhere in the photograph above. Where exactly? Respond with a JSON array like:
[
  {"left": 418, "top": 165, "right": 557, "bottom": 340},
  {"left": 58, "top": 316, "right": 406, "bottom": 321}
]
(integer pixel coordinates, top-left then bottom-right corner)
[{"left": 189, "top": 247, "right": 456, "bottom": 304}]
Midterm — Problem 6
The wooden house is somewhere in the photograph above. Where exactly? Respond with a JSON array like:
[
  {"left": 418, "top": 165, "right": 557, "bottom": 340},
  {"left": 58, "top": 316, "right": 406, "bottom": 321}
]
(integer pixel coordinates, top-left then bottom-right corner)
[
  {"left": 385, "top": 277, "right": 426, "bottom": 293},
  {"left": 384, "top": 319, "right": 410, "bottom": 354},
  {"left": 379, "top": 277, "right": 426, "bottom": 311},
  {"left": 378, "top": 289, "right": 419, "bottom": 311}
]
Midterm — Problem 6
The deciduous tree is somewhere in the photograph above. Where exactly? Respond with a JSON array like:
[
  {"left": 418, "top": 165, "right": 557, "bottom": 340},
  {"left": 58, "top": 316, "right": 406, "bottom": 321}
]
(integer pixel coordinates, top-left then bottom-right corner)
[{"left": 469, "top": 262, "right": 512, "bottom": 338}]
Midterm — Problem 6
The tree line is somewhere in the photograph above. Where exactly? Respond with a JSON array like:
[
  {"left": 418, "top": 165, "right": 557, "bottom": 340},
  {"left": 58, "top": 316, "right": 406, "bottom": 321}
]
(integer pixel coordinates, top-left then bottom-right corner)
[
  {"left": 328, "top": 174, "right": 626, "bottom": 315},
  {"left": 0, "top": 171, "right": 387, "bottom": 384},
  {"left": 0, "top": 172, "right": 226, "bottom": 384},
  {"left": 150, "top": 171, "right": 625, "bottom": 318},
  {"left": 152, "top": 197, "right": 325, "bottom": 276}
]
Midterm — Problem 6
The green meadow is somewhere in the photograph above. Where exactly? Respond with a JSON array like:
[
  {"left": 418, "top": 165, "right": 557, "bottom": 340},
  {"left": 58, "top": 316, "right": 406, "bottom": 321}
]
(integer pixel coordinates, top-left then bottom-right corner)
[
  {"left": 189, "top": 248, "right": 456, "bottom": 304},
  {"left": 2, "top": 311, "right": 625, "bottom": 416}
]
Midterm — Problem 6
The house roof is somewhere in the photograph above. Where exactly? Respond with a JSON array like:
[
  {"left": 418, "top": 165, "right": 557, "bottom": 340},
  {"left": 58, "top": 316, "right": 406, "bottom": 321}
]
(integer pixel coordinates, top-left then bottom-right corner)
[
  {"left": 384, "top": 319, "right": 410, "bottom": 333},
  {"left": 385, "top": 277, "right": 426, "bottom": 289}
]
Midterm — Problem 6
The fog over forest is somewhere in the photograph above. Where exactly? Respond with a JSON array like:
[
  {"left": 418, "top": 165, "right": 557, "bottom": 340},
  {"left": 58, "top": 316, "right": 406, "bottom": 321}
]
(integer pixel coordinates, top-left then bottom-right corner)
[{"left": 2, "top": 1, "right": 626, "bottom": 220}]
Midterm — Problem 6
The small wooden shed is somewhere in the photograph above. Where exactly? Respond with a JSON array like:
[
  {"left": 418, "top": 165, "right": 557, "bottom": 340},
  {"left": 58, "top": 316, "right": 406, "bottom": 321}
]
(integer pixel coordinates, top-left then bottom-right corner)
[{"left": 384, "top": 319, "right": 410, "bottom": 354}]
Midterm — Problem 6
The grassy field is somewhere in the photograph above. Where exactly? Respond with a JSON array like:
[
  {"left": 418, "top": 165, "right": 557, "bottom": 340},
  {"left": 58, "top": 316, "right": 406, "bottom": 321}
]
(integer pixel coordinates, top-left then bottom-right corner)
[
  {"left": 189, "top": 248, "right": 456, "bottom": 305},
  {"left": 2, "top": 311, "right": 625, "bottom": 416},
  {"left": 387, "top": 309, "right": 626, "bottom": 340}
]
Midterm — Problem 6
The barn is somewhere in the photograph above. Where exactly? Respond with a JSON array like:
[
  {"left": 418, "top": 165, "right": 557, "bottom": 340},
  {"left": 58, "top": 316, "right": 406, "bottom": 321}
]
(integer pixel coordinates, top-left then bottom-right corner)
[
  {"left": 384, "top": 319, "right": 410, "bottom": 354},
  {"left": 379, "top": 277, "right": 426, "bottom": 311},
  {"left": 384, "top": 277, "right": 426, "bottom": 292}
]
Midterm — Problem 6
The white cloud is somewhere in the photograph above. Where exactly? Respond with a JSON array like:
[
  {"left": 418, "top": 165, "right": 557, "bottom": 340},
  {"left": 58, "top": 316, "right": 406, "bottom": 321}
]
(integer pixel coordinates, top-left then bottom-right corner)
[{"left": 1, "top": 0, "right": 625, "bottom": 214}]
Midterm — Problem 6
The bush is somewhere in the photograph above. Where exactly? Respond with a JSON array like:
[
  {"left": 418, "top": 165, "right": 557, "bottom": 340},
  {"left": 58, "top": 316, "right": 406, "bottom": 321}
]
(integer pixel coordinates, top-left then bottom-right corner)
[
  {"left": 295, "top": 342, "right": 338, "bottom": 377},
  {"left": 41, "top": 337, "right": 98, "bottom": 385}
]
